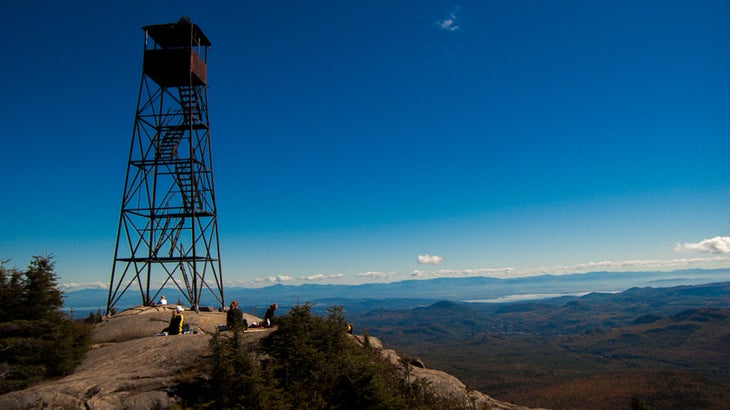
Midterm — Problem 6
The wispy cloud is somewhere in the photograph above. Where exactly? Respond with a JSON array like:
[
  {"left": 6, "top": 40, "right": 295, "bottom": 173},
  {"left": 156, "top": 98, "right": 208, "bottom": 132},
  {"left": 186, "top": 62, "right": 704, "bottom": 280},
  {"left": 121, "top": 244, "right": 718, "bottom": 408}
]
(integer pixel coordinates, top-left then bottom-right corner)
[
  {"left": 301, "top": 273, "right": 345, "bottom": 281},
  {"left": 437, "top": 7, "right": 461, "bottom": 32},
  {"left": 535, "top": 257, "right": 730, "bottom": 275},
  {"left": 409, "top": 257, "right": 730, "bottom": 280},
  {"left": 410, "top": 270, "right": 431, "bottom": 278},
  {"left": 675, "top": 236, "right": 730, "bottom": 254},
  {"left": 437, "top": 267, "right": 515, "bottom": 277},
  {"left": 411, "top": 267, "right": 515, "bottom": 279},
  {"left": 59, "top": 281, "right": 108, "bottom": 291},
  {"left": 417, "top": 254, "right": 444, "bottom": 265},
  {"left": 60, "top": 251, "right": 730, "bottom": 290},
  {"left": 227, "top": 279, "right": 254, "bottom": 287},
  {"left": 357, "top": 271, "right": 395, "bottom": 279}
]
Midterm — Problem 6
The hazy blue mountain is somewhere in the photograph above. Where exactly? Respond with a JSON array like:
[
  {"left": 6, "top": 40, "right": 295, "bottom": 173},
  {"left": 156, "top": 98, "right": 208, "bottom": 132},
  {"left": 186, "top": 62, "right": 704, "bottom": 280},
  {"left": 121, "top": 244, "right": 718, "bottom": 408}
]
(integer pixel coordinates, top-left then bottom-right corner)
[
  {"left": 63, "top": 268, "right": 730, "bottom": 318},
  {"left": 348, "top": 281, "right": 730, "bottom": 410},
  {"left": 353, "top": 281, "right": 730, "bottom": 342}
]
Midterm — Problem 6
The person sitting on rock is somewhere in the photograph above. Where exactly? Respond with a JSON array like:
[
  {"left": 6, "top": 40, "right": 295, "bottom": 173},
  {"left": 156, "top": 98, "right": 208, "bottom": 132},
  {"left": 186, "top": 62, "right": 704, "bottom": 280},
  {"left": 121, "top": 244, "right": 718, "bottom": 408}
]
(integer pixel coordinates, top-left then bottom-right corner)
[
  {"left": 160, "top": 306, "right": 185, "bottom": 335},
  {"left": 264, "top": 303, "right": 278, "bottom": 327},
  {"left": 226, "top": 300, "right": 247, "bottom": 331},
  {"left": 158, "top": 295, "right": 167, "bottom": 305}
]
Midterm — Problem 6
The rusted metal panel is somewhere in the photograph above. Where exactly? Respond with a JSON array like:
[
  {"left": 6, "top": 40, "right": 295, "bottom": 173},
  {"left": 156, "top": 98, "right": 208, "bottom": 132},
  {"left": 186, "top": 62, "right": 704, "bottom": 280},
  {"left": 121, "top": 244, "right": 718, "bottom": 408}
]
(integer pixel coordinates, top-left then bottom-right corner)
[
  {"left": 143, "top": 49, "right": 206, "bottom": 87},
  {"left": 190, "top": 49, "right": 207, "bottom": 85}
]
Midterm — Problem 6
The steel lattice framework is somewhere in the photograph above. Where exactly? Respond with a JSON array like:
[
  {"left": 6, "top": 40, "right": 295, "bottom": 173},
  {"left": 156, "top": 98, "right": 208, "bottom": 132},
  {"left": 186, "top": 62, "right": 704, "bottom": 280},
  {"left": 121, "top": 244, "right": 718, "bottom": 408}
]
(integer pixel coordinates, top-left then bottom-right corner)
[{"left": 107, "top": 18, "right": 224, "bottom": 313}]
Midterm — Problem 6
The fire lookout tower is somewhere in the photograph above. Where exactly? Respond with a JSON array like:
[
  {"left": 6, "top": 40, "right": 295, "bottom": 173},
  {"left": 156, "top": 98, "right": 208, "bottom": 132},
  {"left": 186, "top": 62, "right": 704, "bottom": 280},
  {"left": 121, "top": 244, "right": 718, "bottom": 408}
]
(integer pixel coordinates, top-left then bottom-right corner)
[{"left": 107, "top": 17, "right": 224, "bottom": 313}]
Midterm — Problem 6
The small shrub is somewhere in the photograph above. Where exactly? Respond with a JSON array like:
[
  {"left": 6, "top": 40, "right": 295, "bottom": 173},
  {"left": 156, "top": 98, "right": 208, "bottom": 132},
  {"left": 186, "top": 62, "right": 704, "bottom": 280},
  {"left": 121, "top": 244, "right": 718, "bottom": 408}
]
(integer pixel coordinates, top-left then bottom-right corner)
[{"left": 85, "top": 309, "right": 104, "bottom": 324}]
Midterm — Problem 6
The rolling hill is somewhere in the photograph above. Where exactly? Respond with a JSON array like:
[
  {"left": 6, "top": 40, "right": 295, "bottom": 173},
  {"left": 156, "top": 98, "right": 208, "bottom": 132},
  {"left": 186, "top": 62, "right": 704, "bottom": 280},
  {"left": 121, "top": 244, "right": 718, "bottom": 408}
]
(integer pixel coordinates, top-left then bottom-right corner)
[{"left": 350, "top": 282, "right": 730, "bottom": 409}]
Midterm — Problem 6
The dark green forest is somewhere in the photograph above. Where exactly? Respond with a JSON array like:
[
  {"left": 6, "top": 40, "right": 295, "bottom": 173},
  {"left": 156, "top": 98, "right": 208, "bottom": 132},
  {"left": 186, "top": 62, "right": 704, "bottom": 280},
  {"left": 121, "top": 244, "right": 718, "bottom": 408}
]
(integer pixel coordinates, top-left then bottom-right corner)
[
  {"left": 0, "top": 256, "right": 92, "bottom": 394},
  {"left": 178, "top": 303, "right": 477, "bottom": 409}
]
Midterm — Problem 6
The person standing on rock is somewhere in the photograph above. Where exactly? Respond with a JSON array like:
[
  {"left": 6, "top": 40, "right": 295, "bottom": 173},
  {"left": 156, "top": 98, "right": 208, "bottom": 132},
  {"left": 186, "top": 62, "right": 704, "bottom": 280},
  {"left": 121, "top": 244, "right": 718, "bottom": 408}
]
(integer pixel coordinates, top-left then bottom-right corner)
[
  {"left": 160, "top": 306, "right": 185, "bottom": 335},
  {"left": 264, "top": 303, "right": 278, "bottom": 327},
  {"left": 226, "top": 300, "right": 247, "bottom": 331}
]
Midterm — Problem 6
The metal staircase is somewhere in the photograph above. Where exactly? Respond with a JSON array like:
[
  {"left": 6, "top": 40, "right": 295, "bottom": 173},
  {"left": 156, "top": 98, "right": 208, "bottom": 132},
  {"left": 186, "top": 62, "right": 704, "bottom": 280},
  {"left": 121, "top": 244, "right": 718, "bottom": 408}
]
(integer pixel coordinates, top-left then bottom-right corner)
[
  {"left": 179, "top": 86, "right": 202, "bottom": 125},
  {"left": 175, "top": 162, "right": 203, "bottom": 212},
  {"left": 157, "top": 128, "right": 184, "bottom": 160}
]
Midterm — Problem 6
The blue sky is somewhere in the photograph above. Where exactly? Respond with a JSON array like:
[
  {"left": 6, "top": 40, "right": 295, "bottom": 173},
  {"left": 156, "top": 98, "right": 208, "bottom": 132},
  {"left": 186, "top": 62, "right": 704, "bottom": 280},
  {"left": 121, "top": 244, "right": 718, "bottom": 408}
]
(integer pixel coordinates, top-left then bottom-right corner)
[{"left": 1, "top": 1, "right": 728, "bottom": 290}]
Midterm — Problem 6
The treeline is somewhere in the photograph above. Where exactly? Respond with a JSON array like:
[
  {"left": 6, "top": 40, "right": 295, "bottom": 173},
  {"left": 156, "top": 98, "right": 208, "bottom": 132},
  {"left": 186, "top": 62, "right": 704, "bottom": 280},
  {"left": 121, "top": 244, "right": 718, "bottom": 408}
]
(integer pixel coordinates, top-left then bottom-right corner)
[
  {"left": 0, "top": 256, "right": 92, "bottom": 394},
  {"left": 177, "top": 303, "right": 476, "bottom": 409}
]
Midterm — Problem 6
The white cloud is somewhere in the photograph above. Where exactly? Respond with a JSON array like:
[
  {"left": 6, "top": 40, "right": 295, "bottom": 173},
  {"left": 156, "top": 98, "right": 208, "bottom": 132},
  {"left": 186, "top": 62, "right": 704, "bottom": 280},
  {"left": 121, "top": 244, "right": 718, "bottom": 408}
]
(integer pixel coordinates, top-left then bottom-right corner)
[
  {"left": 435, "top": 267, "right": 515, "bottom": 278},
  {"left": 407, "top": 256, "right": 730, "bottom": 281},
  {"left": 409, "top": 270, "right": 431, "bottom": 278},
  {"left": 418, "top": 254, "right": 444, "bottom": 265},
  {"left": 227, "top": 279, "right": 254, "bottom": 287},
  {"left": 437, "top": 7, "right": 461, "bottom": 31},
  {"left": 59, "top": 281, "right": 108, "bottom": 291},
  {"left": 439, "top": 17, "right": 459, "bottom": 31},
  {"left": 357, "top": 271, "right": 395, "bottom": 279},
  {"left": 529, "top": 256, "right": 730, "bottom": 276},
  {"left": 301, "top": 273, "right": 345, "bottom": 281},
  {"left": 410, "top": 267, "right": 515, "bottom": 279},
  {"left": 264, "top": 275, "right": 293, "bottom": 283},
  {"left": 675, "top": 236, "right": 730, "bottom": 254}
]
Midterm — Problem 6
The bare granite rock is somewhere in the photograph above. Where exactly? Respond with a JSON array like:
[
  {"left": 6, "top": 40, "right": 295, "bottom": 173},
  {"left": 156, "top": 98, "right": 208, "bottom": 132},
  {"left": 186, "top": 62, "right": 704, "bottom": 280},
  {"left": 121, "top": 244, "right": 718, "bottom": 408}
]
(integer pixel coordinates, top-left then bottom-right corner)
[
  {"left": 0, "top": 306, "right": 269, "bottom": 409},
  {"left": 0, "top": 306, "right": 541, "bottom": 409}
]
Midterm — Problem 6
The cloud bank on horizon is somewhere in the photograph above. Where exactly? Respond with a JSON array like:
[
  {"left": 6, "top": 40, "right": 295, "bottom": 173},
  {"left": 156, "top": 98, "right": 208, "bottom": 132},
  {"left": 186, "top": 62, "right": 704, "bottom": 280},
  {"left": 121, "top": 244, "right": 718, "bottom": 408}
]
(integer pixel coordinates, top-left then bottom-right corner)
[{"left": 59, "top": 236, "right": 730, "bottom": 291}]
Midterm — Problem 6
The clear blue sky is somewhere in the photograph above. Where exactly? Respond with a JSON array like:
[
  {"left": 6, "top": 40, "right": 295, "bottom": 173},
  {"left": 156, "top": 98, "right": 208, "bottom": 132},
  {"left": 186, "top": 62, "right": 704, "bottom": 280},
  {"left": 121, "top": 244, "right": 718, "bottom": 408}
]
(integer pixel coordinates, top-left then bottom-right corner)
[{"left": 2, "top": 1, "right": 728, "bottom": 289}]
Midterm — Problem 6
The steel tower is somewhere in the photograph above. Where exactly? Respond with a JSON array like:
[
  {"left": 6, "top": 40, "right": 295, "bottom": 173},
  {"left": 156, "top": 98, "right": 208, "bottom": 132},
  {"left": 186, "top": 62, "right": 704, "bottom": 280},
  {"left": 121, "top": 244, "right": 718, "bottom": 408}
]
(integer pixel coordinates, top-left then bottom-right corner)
[{"left": 107, "top": 17, "right": 224, "bottom": 313}]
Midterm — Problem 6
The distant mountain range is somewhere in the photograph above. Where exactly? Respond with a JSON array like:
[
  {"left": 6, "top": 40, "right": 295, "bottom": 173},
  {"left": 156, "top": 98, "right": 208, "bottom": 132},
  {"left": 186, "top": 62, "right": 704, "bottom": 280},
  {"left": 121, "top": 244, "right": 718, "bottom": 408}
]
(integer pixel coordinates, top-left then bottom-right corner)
[
  {"left": 352, "top": 281, "right": 730, "bottom": 409},
  {"left": 61, "top": 271, "right": 730, "bottom": 409},
  {"left": 64, "top": 268, "right": 730, "bottom": 318}
]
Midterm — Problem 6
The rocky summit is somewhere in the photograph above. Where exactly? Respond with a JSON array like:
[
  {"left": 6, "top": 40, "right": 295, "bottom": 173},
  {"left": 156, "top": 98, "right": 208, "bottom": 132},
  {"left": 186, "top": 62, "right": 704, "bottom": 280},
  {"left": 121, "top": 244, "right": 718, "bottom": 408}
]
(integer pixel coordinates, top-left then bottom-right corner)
[{"left": 0, "top": 306, "right": 538, "bottom": 409}]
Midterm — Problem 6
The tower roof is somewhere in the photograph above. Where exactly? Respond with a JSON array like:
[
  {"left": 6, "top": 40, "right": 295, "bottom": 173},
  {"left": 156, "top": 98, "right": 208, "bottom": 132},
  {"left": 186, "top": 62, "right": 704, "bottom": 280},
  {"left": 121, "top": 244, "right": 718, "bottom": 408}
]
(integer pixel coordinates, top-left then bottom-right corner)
[{"left": 143, "top": 18, "right": 211, "bottom": 48}]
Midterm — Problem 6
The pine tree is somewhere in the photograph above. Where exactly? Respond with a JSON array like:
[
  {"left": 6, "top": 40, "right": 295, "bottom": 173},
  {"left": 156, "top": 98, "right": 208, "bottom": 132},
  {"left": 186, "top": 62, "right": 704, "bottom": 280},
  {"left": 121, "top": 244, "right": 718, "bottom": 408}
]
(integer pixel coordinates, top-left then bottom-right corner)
[
  {"left": 262, "top": 303, "right": 407, "bottom": 409},
  {"left": 22, "top": 256, "right": 64, "bottom": 320},
  {"left": 0, "top": 261, "right": 23, "bottom": 319},
  {"left": 0, "top": 256, "right": 91, "bottom": 394},
  {"left": 182, "top": 303, "right": 462, "bottom": 409}
]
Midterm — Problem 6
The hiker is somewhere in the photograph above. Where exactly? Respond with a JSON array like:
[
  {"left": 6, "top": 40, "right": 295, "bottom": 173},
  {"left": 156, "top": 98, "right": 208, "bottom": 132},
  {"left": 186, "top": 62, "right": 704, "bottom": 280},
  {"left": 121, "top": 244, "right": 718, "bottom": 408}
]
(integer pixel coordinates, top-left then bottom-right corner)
[
  {"left": 158, "top": 295, "right": 167, "bottom": 305},
  {"left": 226, "top": 300, "right": 247, "bottom": 331},
  {"left": 264, "top": 303, "right": 278, "bottom": 327},
  {"left": 160, "top": 306, "right": 185, "bottom": 335}
]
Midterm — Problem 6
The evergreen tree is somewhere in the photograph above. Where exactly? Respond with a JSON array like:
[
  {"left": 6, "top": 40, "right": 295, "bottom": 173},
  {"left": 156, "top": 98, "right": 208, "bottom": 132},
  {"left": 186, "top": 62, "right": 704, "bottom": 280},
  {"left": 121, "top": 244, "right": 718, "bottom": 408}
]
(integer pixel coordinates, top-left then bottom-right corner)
[
  {"left": 177, "top": 329, "right": 286, "bottom": 409},
  {"left": 183, "top": 303, "right": 464, "bottom": 409},
  {"left": 0, "top": 256, "right": 91, "bottom": 394},
  {"left": 0, "top": 262, "right": 23, "bottom": 319},
  {"left": 262, "top": 303, "right": 407, "bottom": 409},
  {"left": 21, "top": 256, "right": 64, "bottom": 320},
  {"left": 206, "top": 331, "right": 285, "bottom": 409}
]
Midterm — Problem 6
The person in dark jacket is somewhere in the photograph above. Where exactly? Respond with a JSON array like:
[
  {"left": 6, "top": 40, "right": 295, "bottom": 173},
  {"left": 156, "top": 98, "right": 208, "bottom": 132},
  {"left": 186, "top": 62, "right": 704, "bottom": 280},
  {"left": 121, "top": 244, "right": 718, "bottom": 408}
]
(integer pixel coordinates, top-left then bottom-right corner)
[
  {"left": 226, "top": 300, "right": 247, "bottom": 331},
  {"left": 161, "top": 305, "right": 185, "bottom": 335},
  {"left": 263, "top": 303, "right": 278, "bottom": 327}
]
